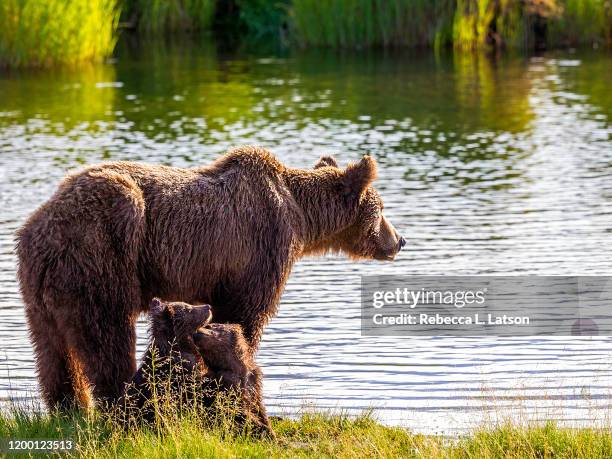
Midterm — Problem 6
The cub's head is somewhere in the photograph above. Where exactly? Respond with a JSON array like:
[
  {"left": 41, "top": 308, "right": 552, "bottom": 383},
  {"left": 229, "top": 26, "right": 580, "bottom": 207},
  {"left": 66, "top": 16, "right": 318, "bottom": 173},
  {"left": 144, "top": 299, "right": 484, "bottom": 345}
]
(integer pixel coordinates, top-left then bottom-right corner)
[
  {"left": 192, "top": 324, "right": 245, "bottom": 353},
  {"left": 150, "top": 298, "right": 213, "bottom": 345},
  {"left": 312, "top": 155, "right": 405, "bottom": 261},
  {"left": 192, "top": 324, "right": 250, "bottom": 372}
]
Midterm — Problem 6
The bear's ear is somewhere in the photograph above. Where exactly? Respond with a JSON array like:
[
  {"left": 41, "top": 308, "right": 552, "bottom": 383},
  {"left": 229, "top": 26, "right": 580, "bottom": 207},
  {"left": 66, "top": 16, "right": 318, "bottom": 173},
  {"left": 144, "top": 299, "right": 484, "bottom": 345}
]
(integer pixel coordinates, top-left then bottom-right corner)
[
  {"left": 342, "top": 155, "right": 377, "bottom": 196},
  {"left": 151, "top": 298, "right": 174, "bottom": 321},
  {"left": 314, "top": 155, "right": 339, "bottom": 169},
  {"left": 150, "top": 297, "right": 163, "bottom": 311}
]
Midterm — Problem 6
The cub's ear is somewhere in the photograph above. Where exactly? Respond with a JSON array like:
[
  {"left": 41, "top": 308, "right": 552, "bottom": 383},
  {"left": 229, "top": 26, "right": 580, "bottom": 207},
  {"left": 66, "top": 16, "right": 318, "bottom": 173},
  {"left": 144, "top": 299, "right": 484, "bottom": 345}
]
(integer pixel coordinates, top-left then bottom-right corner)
[
  {"left": 314, "top": 155, "right": 339, "bottom": 169},
  {"left": 342, "top": 155, "right": 377, "bottom": 196},
  {"left": 150, "top": 298, "right": 174, "bottom": 321},
  {"left": 150, "top": 297, "right": 163, "bottom": 312}
]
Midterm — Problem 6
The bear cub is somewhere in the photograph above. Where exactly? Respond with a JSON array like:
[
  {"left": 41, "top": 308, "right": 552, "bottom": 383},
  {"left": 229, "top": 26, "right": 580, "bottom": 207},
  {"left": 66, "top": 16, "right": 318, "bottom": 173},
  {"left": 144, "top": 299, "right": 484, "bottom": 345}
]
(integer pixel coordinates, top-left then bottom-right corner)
[
  {"left": 193, "top": 323, "right": 272, "bottom": 436},
  {"left": 122, "top": 298, "right": 272, "bottom": 436}
]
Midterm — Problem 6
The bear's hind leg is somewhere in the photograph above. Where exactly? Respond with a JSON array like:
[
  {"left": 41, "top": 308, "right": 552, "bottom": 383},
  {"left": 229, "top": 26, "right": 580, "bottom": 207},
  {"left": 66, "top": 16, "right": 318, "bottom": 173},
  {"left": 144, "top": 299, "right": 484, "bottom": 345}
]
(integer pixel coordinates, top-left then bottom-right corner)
[
  {"left": 63, "top": 315, "right": 137, "bottom": 407},
  {"left": 49, "top": 169, "right": 144, "bottom": 406},
  {"left": 25, "top": 307, "right": 90, "bottom": 411}
]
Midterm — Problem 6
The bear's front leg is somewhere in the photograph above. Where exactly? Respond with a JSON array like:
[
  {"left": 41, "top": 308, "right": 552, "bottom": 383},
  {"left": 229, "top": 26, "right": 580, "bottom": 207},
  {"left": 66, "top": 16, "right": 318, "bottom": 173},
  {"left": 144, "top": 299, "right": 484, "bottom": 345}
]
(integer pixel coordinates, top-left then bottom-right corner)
[
  {"left": 210, "top": 272, "right": 287, "bottom": 352},
  {"left": 209, "top": 299, "right": 275, "bottom": 352}
]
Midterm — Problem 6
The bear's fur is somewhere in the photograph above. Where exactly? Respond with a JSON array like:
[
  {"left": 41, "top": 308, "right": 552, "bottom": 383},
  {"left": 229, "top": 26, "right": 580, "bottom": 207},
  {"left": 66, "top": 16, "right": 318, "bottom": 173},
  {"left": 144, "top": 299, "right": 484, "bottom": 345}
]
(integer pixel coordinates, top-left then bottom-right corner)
[
  {"left": 122, "top": 299, "right": 272, "bottom": 437},
  {"left": 16, "top": 146, "right": 403, "bottom": 409}
]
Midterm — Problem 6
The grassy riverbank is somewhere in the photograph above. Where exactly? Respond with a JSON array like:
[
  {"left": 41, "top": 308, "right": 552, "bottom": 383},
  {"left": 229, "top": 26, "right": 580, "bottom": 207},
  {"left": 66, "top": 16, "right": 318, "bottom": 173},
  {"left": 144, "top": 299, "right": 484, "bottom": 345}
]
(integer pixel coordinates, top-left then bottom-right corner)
[
  {"left": 1, "top": 0, "right": 611, "bottom": 66},
  {"left": 1, "top": 405, "right": 611, "bottom": 458}
]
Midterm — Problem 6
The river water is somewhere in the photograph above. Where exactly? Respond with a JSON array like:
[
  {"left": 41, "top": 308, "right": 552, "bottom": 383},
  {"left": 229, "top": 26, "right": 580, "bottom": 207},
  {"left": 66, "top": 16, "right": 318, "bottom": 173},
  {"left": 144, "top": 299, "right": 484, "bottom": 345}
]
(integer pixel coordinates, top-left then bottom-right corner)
[{"left": 0, "top": 40, "right": 611, "bottom": 434}]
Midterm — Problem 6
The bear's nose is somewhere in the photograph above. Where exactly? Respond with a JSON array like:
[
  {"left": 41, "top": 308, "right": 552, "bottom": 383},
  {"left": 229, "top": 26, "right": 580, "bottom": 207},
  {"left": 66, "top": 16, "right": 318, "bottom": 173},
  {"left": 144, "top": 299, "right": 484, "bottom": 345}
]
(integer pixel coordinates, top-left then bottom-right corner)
[{"left": 398, "top": 237, "right": 406, "bottom": 250}]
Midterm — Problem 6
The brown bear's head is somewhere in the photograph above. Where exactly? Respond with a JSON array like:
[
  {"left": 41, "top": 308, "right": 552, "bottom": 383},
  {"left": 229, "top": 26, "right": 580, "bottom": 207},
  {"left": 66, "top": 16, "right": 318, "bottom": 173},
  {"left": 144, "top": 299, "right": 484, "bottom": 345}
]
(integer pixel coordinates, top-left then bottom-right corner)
[
  {"left": 150, "top": 298, "right": 213, "bottom": 346},
  {"left": 311, "top": 155, "right": 405, "bottom": 261}
]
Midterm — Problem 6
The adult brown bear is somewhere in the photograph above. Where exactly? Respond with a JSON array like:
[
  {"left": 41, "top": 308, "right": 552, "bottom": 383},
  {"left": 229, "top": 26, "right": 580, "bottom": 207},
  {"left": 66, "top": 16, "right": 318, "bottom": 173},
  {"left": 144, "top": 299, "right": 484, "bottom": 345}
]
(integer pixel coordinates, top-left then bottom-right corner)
[{"left": 16, "top": 146, "right": 404, "bottom": 410}]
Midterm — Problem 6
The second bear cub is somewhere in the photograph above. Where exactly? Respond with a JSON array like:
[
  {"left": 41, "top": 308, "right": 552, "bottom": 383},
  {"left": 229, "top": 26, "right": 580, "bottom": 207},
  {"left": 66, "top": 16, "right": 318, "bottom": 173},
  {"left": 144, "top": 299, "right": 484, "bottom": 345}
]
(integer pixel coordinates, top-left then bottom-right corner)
[{"left": 193, "top": 323, "right": 271, "bottom": 435}]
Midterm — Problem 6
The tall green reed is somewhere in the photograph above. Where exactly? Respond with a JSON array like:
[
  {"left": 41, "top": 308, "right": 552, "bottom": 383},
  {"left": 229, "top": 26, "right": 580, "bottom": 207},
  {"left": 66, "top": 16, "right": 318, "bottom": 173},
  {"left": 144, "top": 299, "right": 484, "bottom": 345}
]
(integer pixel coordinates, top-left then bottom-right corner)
[
  {"left": 0, "top": 0, "right": 119, "bottom": 67},
  {"left": 548, "top": 0, "right": 612, "bottom": 47},
  {"left": 290, "top": 0, "right": 611, "bottom": 49},
  {"left": 291, "top": 0, "right": 455, "bottom": 48},
  {"left": 124, "top": 0, "right": 215, "bottom": 33}
]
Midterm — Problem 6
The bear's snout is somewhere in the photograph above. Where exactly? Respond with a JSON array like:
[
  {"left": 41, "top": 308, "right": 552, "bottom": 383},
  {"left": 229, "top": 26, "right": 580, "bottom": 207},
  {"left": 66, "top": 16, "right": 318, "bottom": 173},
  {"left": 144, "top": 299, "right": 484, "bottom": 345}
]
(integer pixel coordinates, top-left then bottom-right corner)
[
  {"left": 398, "top": 237, "right": 406, "bottom": 250},
  {"left": 194, "top": 304, "right": 213, "bottom": 327}
]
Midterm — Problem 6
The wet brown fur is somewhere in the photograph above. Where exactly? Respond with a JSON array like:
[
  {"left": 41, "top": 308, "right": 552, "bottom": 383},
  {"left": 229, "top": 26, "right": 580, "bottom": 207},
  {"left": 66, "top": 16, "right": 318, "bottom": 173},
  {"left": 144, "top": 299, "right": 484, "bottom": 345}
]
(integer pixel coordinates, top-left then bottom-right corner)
[{"left": 15, "top": 146, "right": 402, "bottom": 409}]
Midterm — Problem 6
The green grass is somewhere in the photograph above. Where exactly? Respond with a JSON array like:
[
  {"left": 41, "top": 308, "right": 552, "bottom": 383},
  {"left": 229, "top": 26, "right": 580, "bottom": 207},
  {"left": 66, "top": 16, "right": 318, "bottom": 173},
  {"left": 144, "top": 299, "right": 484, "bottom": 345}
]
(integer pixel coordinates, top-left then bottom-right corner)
[
  {"left": 123, "top": 0, "right": 215, "bottom": 33},
  {"left": 548, "top": 0, "right": 612, "bottom": 47},
  {"left": 120, "top": 0, "right": 612, "bottom": 47},
  {"left": 0, "top": 0, "right": 119, "bottom": 67},
  {"left": 290, "top": 0, "right": 455, "bottom": 48},
  {"left": 290, "top": 0, "right": 612, "bottom": 49},
  {"left": 1, "top": 402, "right": 612, "bottom": 458},
  {"left": 122, "top": 0, "right": 289, "bottom": 40}
]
